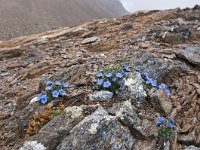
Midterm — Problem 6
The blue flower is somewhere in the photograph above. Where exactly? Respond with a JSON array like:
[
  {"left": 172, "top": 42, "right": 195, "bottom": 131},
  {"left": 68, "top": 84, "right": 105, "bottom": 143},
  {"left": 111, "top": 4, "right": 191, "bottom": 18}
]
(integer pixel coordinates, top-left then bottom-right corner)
[
  {"left": 118, "top": 80, "right": 124, "bottom": 86},
  {"left": 46, "top": 86, "right": 52, "bottom": 90},
  {"left": 150, "top": 80, "right": 158, "bottom": 89},
  {"left": 63, "top": 82, "right": 70, "bottom": 88},
  {"left": 59, "top": 89, "right": 65, "bottom": 96},
  {"left": 106, "top": 73, "right": 112, "bottom": 78},
  {"left": 40, "top": 95, "right": 47, "bottom": 104},
  {"left": 52, "top": 90, "right": 59, "bottom": 98},
  {"left": 112, "top": 77, "right": 117, "bottom": 82},
  {"left": 97, "top": 79, "right": 104, "bottom": 85},
  {"left": 116, "top": 72, "right": 123, "bottom": 78},
  {"left": 159, "top": 83, "right": 170, "bottom": 96},
  {"left": 96, "top": 72, "right": 103, "bottom": 78},
  {"left": 165, "top": 89, "right": 170, "bottom": 96},
  {"left": 167, "top": 123, "right": 175, "bottom": 129},
  {"left": 142, "top": 73, "right": 158, "bottom": 89},
  {"left": 46, "top": 80, "right": 53, "bottom": 85},
  {"left": 169, "top": 118, "right": 175, "bottom": 124},
  {"left": 122, "top": 71, "right": 128, "bottom": 76},
  {"left": 123, "top": 64, "right": 129, "bottom": 71},
  {"left": 156, "top": 118, "right": 164, "bottom": 126},
  {"left": 103, "top": 81, "right": 111, "bottom": 88},
  {"left": 144, "top": 76, "right": 152, "bottom": 84},
  {"left": 55, "top": 81, "right": 62, "bottom": 86},
  {"left": 159, "top": 83, "right": 168, "bottom": 89}
]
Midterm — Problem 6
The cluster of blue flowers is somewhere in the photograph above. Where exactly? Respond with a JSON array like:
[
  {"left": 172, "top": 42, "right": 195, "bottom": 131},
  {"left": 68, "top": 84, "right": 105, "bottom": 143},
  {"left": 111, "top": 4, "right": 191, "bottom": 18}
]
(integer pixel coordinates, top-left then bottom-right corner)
[
  {"left": 96, "top": 64, "right": 129, "bottom": 93},
  {"left": 37, "top": 80, "right": 70, "bottom": 104},
  {"left": 142, "top": 73, "right": 170, "bottom": 96},
  {"left": 156, "top": 117, "right": 175, "bottom": 129},
  {"left": 156, "top": 117, "right": 176, "bottom": 141}
]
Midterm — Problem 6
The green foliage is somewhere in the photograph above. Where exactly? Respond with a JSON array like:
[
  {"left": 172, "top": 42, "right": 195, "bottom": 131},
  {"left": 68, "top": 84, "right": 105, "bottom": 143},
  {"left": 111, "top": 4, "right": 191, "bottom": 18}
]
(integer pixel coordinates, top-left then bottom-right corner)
[{"left": 156, "top": 118, "right": 176, "bottom": 141}]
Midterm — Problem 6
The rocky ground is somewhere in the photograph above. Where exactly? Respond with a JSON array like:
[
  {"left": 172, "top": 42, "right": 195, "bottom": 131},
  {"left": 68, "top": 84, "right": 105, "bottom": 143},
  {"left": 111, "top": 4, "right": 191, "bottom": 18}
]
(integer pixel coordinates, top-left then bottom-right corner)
[{"left": 0, "top": 6, "right": 200, "bottom": 150}]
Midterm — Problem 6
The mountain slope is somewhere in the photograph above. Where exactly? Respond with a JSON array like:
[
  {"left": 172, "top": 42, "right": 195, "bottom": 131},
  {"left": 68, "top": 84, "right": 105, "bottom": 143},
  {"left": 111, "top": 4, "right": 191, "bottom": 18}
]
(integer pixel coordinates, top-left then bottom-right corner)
[{"left": 0, "top": 0, "right": 128, "bottom": 40}]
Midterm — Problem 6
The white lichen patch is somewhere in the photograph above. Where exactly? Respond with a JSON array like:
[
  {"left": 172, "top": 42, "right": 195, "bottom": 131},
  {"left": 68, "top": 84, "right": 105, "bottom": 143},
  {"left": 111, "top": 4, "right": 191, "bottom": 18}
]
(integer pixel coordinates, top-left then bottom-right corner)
[
  {"left": 88, "top": 123, "right": 99, "bottom": 134},
  {"left": 124, "top": 72, "right": 147, "bottom": 101},
  {"left": 65, "top": 106, "right": 83, "bottom": 119},
  {"left": 115, "top": 101, "right": 130, "bottom": 118},
  {"left": 19, "top": 141, "right": 46, "bottom": 150}
]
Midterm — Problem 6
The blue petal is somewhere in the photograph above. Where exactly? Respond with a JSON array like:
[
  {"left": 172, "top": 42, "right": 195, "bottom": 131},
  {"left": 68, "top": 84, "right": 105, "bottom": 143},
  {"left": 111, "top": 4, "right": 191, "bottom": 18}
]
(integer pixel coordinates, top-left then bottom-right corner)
[
  {"left": 156, "top": 118, "right": 164, "bottom": 126},
  {"left": 63, "top": 82, "right": 70, "bottom": 88},
  {"left": 106, "top": 73, "right": 112, "bottom": 78},
  {"left": 46, "top": 80, "right": 53, "bottom": 85},
  {"left": 169, "top": 118, "right": 175, "bottom": 123},
  {"left": 96, "top": 73, "right": 103, "bottom": 78},
  {"left": 97, "top": 79, "right": 104, "bottom": 85},
  {"left": 103, "top": 81, "right": 111, "bottom": 88},
  {"left": 55, "top": 81, "right": 62, "bottom": 86}
]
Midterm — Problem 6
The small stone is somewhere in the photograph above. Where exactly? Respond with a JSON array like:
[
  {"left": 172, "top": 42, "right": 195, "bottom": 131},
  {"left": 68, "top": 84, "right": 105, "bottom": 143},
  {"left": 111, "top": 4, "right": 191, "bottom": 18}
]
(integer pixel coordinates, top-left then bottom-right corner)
[
  {"left": 121, "top": 23, "right": 133, "bottom": 31},
  {"left": 196, "top": 89, "right": 200, "bottom": 96},
  {"left": 80, "top": 48, "right": 88, "bottom": 53},
  {"left": 178, "top": 131, "right": 196, "bottom": 144},
  {"left": 0, "top": 112, "right": 10, "bottom": 119},
  {"left": 29, "top": 97, "right": 39, "bottom": 105},
  {"left": 81, "top": 36, "right": 100, "bottom": 44},
  {"left": 197, "top": 75, "right": 200, "bottom": 83},
  {"left": 149, "top": 89, "right": 172, "bottom": 115},
  {"left": 88, "top": 91, "right": 113, "bottom": 102},
  {"left": 181, "top": 123, "right": 192, "bottom": 133},
  {"left": 184, "top": 145, "right": 200, "bottom": 150},
  {"left": 139, "top": 43, "right": 150, "bottom": 49}
]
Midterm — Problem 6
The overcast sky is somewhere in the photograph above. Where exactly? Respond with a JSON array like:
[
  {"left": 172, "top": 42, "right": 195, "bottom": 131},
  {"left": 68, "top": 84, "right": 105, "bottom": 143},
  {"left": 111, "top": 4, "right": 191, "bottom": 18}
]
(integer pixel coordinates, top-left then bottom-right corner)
[{"left": 119, "top": 0, "right": 199, "bottom": 12}]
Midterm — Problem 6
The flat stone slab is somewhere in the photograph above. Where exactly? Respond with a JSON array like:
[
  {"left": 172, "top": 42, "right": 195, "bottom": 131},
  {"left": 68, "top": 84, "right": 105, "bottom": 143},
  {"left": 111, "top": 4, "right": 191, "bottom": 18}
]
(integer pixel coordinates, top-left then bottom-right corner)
[{"left": 176, "top": 46, "right": 200, "bottom": 67}]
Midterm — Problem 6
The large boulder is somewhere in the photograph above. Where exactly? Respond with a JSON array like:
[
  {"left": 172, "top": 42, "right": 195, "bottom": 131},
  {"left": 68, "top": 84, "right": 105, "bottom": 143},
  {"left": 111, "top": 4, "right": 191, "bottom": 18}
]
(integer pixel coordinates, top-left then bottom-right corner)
[
  {"left": 25, "top": 106, "right": 86, "bottom": 150},
  {"left": 57, "top": 106, "right": 134, "bottom": 150},
  {"left": 176, "top": 46, "right": 200, "bottom": 67}
]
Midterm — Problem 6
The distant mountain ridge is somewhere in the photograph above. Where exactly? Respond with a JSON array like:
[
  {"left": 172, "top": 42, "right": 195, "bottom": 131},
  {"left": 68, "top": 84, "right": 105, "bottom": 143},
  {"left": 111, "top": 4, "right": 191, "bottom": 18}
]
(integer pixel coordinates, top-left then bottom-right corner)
[{"left": 0, "top": 0, "right": 128, "bottom": 40}]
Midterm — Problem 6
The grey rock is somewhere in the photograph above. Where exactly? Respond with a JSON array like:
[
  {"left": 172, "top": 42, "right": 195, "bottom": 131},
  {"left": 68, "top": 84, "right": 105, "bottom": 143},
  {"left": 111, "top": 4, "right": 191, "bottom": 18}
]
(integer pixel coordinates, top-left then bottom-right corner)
[
  {"left": 57, "top": 106, "right": 134, "bottom": 150},
  {"left": 27, "top": 106, "right": 86, "bottom": 150},
  {"left": 149, "top": 89, "right": 172, "bottom": 115},
  {"left": 163, "top": 141, "right": 170, "bottom": 150},
  {"left": 164, "top": 26, "right": 191, "bottom": 44},
  {"left": 176, "top": 46, "right": 200, "bottom": 67},
  {"left": 184, "top": 145, "right": 200, "bottom": 150},
  {"left": 133, "top": 54, "right": 188, "bottom": 82},
  {"left": 108, "top": 101, "right": 157, "bottom": 140},
  {"left": 118, "top": 71, "right": 147, "bottom": 101},
  {"left": 147, "top": 20, "right": 192, "bottom": 44},
  {"left": 81, "top": 36, "right": 100, "bottom": 44},
  {"left": 88, "top": 90, "right": 113, "bottom": 102},
  {"left": 121, "top": 23, "right": 133, "bottom": 31},
  {"left": 178, "top": 131, "right": 196, "bottom": 145}
]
